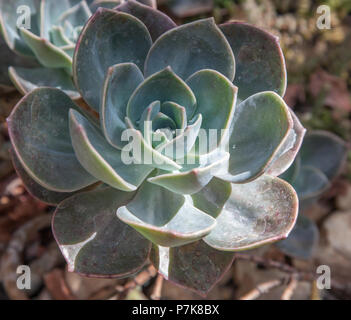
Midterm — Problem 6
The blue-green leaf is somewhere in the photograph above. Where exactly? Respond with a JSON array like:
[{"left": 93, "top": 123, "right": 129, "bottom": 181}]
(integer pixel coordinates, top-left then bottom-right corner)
[
  {"left": 145, "top": 18, "right": 235, "bottom": 81},
  {"left": 73, "top": 8, "right": 152, "bottom": 111},
  {"left": 7, "top": 88, "right": 96, "bottom": 192},
  {"left": 101, "top": 63, "right": 144, "bottom": 149},
  {"left": 53, "top": 187, "right": 151, "bottom": 277}
]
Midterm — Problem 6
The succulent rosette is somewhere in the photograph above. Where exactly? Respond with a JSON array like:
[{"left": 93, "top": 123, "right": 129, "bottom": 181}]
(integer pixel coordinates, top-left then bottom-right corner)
[
  {"left": 0, "top": 0, "right": 156, "bottom": 97},
  {"left": 8, "top": 1, "right": 306, "bottom": 294},
  {"left": 277, "top": 131, "right": 348, "bottom": 260}
]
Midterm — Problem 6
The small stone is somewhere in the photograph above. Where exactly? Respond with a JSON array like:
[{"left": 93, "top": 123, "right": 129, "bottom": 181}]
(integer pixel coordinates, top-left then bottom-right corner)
[
  {"left": 336, "top": 183, "right": 351, "bottom": 211},
  {"left": 323, "top": 211, "right": 351, "bottom": 257}
]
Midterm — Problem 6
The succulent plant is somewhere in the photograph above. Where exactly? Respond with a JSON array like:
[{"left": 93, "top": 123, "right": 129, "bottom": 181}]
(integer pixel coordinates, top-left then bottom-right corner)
[
  {"left": 8, "top": 1, "right": 306, "bottom": 294},
  {"left": 0, "top": 0, "right": 156, "bottom": 98},
  {"left": 278, "top": 130, "right": 348, "bottom": 259}
]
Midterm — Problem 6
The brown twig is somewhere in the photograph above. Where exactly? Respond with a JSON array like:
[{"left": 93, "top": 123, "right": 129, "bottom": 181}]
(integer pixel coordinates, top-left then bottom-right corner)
[
  {"left": 115, "top": 265, "right": 157, "bottom": 294},
  {"left": 151, "top": 274, "right": 164, "bottom": 300},
  {"left": 44, "top": 268, "right": 76, "bottom": 300},
  {"left": 240, "top": 279, "right": 285, "bottom": 300},
  {"left": 281, "top": 275, "right": 298, "bottom": 300},
  {"left": 234, "top": 253, "right": 316, "bottom": 284},
  {"left": 234, "top": 253, "right": 351, "bottom": 298},
  {"left": 0, "top": 214, "right": 52, "bottom": 300}
]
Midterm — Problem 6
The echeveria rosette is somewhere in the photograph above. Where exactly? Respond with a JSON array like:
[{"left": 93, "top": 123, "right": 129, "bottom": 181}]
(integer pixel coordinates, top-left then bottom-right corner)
[
  {"left": 8, "top": 2, "right": 304, "bottom": 295},
  {"left": 277, "top": 131, "right": 348, "bottom": 260},
  {"left": 0, "top": 0, "right": 156, "bottom": 97}
]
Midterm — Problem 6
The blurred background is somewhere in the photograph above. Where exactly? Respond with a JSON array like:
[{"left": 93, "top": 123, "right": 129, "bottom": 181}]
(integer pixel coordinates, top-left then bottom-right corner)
[{"left": 0, "top": 0, "right": 350, "bottom": 300}]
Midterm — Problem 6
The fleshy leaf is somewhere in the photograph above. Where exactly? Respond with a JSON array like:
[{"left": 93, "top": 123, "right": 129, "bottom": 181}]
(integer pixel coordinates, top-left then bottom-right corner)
[
  {"left": 139, "top": 101, "right": 161, "bottom": 145},
  {"left": 192, "top": 177, "right": 232, "bottom": 218},
  {"left": 279, "top": 155, "right": 301, "bottom": 184},
  {"left": 292, "top": 166, "right": 330, "bottom": 200},
  {"left": 145, "top": 18, "right": 235, "bottom": 81},
  {"left": 127, "top": 67, "right": 196, "bottom": 125},
  {"left": 204, "top": 175, "right": 298, "bottom": 251},
  {"left": 7, "top": 88, "right": 96, "bottom": 192},
  {"left": 161, "top": 101, "right": 187, "bottom": 131},
  {"left": 158, "top": 114, "right": 202, "bottom": 160},
  {"left": 123, "top": 128, "right": 182, "bottom": 171},
  {"left": 9, "top": 66, "right": 80, "bottom": 99},
  {"left": 120, "top": 177, "right": 185, "bottom": 226},
  {"left": 90, "top": 1, "right": 123, "bottom": 12},
  {"left": 0, "top": 0, "right": 40, "bottom": 56},
  {"left": 53, "top": 187, "right": 151, "bottom": 277},
  {"left": 101, "top": 63, "right": 144, "bottom": 149},
  {"left": 267, "top": 109, "right": 306, "bottom": 177},
  {"left": 152, "top": 112, "right": 177, "bottom": 131},
  {"left": 73, "top": 8, "right": 152, "bottom": 111},
  {"left": 220, "top": 21, "right": 286, "bottom": 101},
  {"left": 116, "top": 0, "right": 176, "bottom": 41},
  {"left": 10, "top": 148, "right": 84, "bottom": 205},
  {"left": 40, "top": 0, "right": 90, "bottom": 39},
  {"left": 151, "top": 241, "right": 234, "bottom": 296},
  {"left": 69, "top": 109, "right": 153, "bottom": 191},
  {"left": 117, "top": 191, "right": 217, "bottom": 247},
  {"left": 216, "top": 91, "right": 293, "bottom": 183},
  {"left": 187, "top": 69, "right": 237, "bottom": 153},
  {"left": 137, "top": 0, "right": 156, "bottom": 8},
  {"left": 49, "top": 26, "right": 73, "bottom": 47},
  {"left": 276, "top": 215, "right": 319, "bottom": 260},
  {"left": 20, "top": 28, "right": 72, "bottom": 69},
  {"left": 148, "top": 151, "right": 229, "bottom": 195},
  {"left": 299, "top": 131, "right": 348, "bottom": 180}
]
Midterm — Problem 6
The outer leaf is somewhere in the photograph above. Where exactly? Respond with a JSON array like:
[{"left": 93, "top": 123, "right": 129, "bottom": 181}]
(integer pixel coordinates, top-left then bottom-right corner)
[
  {"left": 300, "top": 131, "right": 348, "bottom": 180},
  {"left": 150, "top": 241, "right": 234, "bottom": 296},
  {"left": 127, "top": 67, "right": 196, "bottom": 125},
  {"left": 145, "top": 18, "right": 235, "bottom": 81},
  {"left": 267, "top": 110, "right": 306, "bottom": 177},
  {"left": 10, "top": 149, "right": 83, "bottom": 205},
  {"left": 216, "top": 91, "right": 293, "bottom": 183},
  {"left": 20, "top": 28, "right": 72, "bottom": 69},
  {"left": 116, "top": 0, "right": 176, "bottom": 41},
  {"left": 118, "top": 193, "right": 217, "bottom": 247},
  {"left": 101, "top": 63, "right": 144, "bottom": 149},
  {"left": 73, "top": 8, "right": 152, "bottom": 111},
  {"left": 148, "top": 152, "right": 229, "bottom": 195},
  {"left": 279, "top": 155, "right": 301, "bottom": 184},
  {"left": 220, "top": 21, "right": 286, "bottom": 101},
  {"left": 292, "top": 166, "right": 330, "bottom": 200},
  {"left": 69, "top": 109, "right": 153, "bottom": 191},
  {"left": 204, "top": 175, "right": 298, "bottom": 251},
  {"left": 52, "top": 187, "right": 151, "bottom": 277},
  {"left": 276, "top": 215, "right": 319, "bottom": 260},
  {"left": 7, "top": 88, "right": 96, "bottom": 192},
  {"left": 192, "top": 177, "right": 232, "bottom": 218},
  {"left": 9, "top": 66, "right": 80, "bottom": 99}
]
